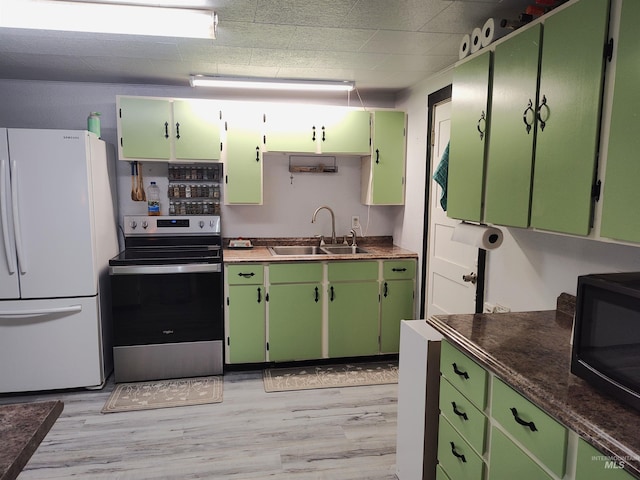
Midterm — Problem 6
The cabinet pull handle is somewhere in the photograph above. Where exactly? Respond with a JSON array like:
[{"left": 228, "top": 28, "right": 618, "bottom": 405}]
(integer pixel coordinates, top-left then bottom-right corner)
[
  {"left": 383, "top": 282, "right": 389, "bottom": 298},
  {"left": 450, "top": 442, "right": 467, "bottom": 463},
  {"left": 510, "top": 407, "right": 537, "bottom": 432},
  {"left": 330, "top": 285, "right": 335, "bottom": 302},
  {"left": 256, "top": 146, "right": 260, "bottom": 162},
  {"left": 477, "top": 111, "right": 486, "bottom": 140},
  {"left": 452, "top": 363, "right": 469, "bottom": 379},
  {"left": 322, "top": 126, "right": 326, "bottom": 142},
  {"left": 375, "top": 148, "right": 380, "bottom": 164},
  {"left": 451, "top": 402, "right": 468, "bottom": 421},
  {"left": 175, "top": 122, "right": 181, "bottom": 139},
  {"left": 164, "top": 122, "right": 169, "bottom": 139},
  {"left": 522, "top": 99, "right": 534, "bottom": 134},
  {"left": 314, "top": 286, "right": 319, "bottom": 303},
  {"left": 391, "top": 267, "right": 407, "bottom": 272},
  {"left": 536, "top": 95, "right": 549, "bottom": 132},
  {"left": 257, "top": 287, "right": 262, "bottom": 303},
  {"left": 312, "top": 126, "right": 316, "bottom": 141},
  {"left": 238, "top": 272, "right": 255, "bottom": 278}
]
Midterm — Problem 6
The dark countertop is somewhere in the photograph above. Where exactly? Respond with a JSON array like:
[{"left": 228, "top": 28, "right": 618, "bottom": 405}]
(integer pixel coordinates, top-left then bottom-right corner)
[
  {"left": 223, "top": 236, "right": 417, "bottom": 263},
  {"left": 0, "top": 401, "right": 63, "bottom": 480},
  {"left": 428, "top": 311, "right": 640, "bottom": 478}
]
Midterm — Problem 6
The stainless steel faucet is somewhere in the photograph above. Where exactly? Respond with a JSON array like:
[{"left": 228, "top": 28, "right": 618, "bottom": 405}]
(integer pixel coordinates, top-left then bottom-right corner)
[{"left": 311, "top": 205, "right": 337, "bottom": 245}]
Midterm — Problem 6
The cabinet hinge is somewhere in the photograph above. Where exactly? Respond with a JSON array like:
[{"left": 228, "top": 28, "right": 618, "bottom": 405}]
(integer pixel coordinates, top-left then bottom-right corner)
[
  {"left": 227, "top": 337, "right": 230, "bottom": 346},
  {"left": 592, "top": 179, "right": 602, "bottom": 201},
  {"left": 266, "top": 293, "right": 269, "bottom": 302},
  {"left": 225, "top": 175, "right": 228, "bottom": 184},
  {"left": 266, "top": 342, "right": 270, "bottom": 351},
  {"left": 604, "top": 38, "right": 614, "bottom": 62},
  {"left": 119, "top": 108, "right": 122, "bottom": 118},
  {"left": 226, "top": 297, "right": 229, "bottom": 306},
  {"left": 120, "top": 138, "right": 123, "bottom": 147}
]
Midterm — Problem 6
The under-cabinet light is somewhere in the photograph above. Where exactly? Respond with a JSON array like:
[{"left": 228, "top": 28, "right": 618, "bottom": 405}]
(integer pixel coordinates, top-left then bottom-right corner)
[
  {"left": 0, "top": 1, "right": 218, "bottom": 39},
  {"left": 189, "top": 76, "right": 355, "bottom": 92}
]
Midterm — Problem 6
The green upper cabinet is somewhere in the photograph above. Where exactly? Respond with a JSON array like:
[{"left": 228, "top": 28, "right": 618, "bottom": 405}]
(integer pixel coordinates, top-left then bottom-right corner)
[
  {"left": 529, "top": 0, "right": 610, "bottom": 235},
  {"left": 222, "top": 106, "right": 264, "bottom": 205},
  {"left": 361, "top": 110, "right": 407, "bottom": 205},
  {"left": 117, "top": 96, "right": 222, "bottom": 162},
  {"left": 600, "top": 0, "right": 640, "bottom": 243},
  {"left": 264, "top": 104, "right": 370, "bottom": 154},
  {"left": 118, "top": 97, "right": 172, "bottom": 160},
  {"left": 172, "top": 99, "right": 221, "bottom": 160},
  {"left": 448, "top": 51, "right": 492, "bottom": 222},
  {"left": 484, "top": 25, "right": 542, "bottom": 228}
]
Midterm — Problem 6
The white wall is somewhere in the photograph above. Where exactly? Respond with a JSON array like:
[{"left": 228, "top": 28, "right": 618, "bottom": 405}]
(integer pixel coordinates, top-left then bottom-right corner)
[{"left": 0, "top": 79, "right": 398, "bottom": 241}]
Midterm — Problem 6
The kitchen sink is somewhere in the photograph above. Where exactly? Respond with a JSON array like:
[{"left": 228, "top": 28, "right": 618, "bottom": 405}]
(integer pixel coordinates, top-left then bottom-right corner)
[
  {"left": 268, "top": 245, "right": 327, "bottom": 256},
  {"left": 321, "top": 245, "right": 369, "bottom": 255}
]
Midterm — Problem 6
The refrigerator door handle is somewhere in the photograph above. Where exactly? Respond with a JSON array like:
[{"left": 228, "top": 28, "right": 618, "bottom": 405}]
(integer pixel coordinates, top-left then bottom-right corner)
[
  {"left": 0, "top": 304, "right": 82, "bottom": 319},
  {"left": 0, "top": 158, "right": 16, "bottom": 274},
  {"left": 10, "top": 160, "right": 26, "bottom": 274}
]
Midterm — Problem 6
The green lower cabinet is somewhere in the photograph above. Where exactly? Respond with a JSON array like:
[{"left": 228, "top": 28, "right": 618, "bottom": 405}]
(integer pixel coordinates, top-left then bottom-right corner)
[
  {"left": 437, "top": 465, "right": 452, "bottom": 480},
  {"left": 439, "top": 378, "right": 487, "bottom": 456},
  {"left": 380, "top": 279, "right": 414, "bottom": 353},
  {"left": 437, "top": 415, "right": 486, "bottom": 480},
  {"left": 575, "top": 438, "right": 637, "bottom": 480},
  {"left": 226, "top": 284, "right": 266, "bottom": 363},
  {"left": 489, "top": 427, "right": 553, "bottom": 480}
]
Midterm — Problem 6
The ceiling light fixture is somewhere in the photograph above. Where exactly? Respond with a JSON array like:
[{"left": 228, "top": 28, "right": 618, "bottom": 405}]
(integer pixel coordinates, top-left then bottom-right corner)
[
  {"left": 190, "top": 76, "right": 355, "bottom": 92},
  {"left": 0, "top": 1, "right": 218, "bottom": 39}
]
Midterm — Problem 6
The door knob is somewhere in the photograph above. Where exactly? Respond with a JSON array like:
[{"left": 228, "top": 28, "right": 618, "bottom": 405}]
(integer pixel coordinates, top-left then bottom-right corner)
[{"left": 462, "top": 272, "right": 477, "bottom": 284}]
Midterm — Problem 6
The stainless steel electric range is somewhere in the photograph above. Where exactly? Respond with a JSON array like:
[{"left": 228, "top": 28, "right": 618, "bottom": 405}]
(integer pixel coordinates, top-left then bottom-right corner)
[{"left": 108, "top": 215, "right": 223, "bottom": 383}]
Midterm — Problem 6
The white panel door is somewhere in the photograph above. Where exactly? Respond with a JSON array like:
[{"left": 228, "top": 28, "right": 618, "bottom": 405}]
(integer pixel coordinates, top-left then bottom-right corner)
[
  {"left": 426, "top": 101, "right": 478, "bottom": 318},
  {"left": 8, "top": 129, "right": 97, "bottom": 299},
  {"left": 0, "top": 129, "right": 20, "bottom": 299}
]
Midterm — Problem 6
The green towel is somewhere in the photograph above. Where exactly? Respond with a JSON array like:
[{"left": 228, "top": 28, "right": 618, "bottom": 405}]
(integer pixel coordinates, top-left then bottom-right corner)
[{"left": 433, "top": 141, "right": 449, "bottom": 211}]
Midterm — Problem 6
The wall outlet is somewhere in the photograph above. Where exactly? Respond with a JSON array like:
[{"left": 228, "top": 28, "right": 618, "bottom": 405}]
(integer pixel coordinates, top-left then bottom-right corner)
[{"left": 351, "top": 216, "right": 360, "bottom": 230}]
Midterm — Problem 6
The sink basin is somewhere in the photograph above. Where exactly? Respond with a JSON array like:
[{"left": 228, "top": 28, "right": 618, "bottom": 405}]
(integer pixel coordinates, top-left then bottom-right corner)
[
  {"left": 269, "top": 245, "right": 327, "bottom": 256},
  {"left": 321, "top": 245, "right": 369, "bottom": 255}
]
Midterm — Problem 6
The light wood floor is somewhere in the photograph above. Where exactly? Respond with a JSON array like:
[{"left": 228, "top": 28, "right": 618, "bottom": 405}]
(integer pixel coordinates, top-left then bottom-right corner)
[{"left": 1, "top": 370, "right": 399, "bottom": 479}]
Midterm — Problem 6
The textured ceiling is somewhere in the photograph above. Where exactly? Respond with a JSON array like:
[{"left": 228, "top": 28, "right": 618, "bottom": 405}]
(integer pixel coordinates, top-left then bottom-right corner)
[{"left": 0, "top": 0, "right": 537, "bottom": 95}]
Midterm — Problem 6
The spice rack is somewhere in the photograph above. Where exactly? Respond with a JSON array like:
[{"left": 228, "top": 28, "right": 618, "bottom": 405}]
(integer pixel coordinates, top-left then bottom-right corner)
[{"left": 167, "top": 164, "right": 222, "bottom": 216}]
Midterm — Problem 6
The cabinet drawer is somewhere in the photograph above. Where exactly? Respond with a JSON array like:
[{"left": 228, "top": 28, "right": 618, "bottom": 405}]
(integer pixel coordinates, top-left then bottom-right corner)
[
  {"left": 489, "top": 427, "right": 553, "bottom": 480},
  {"left": 491, "top": 378, "right": 567, "bottom": 477},
  {"left": 437, "top": 415, "right": 485, "bottom": 480},
  {"left": 440, "top": 340, "right": 488, "bottom": 410},
  {"left": 440, "top": 377, "right": 487, "bottom": 455},
  {"left": 226, "top": 265, "right": 264, "bottom": 285},
  {"left": 327, "top": 261, "right": 378, "bottom": 282},
  {"left": 436, "top": 464, "right": 452, "bottom": 480},
  {"left": 383, "top": 260, "right": 416, "bottom": 280},
  {"left": 269, "top": 263, "right": 322, "bottom": 284},
  {"left": 575, "top": 438, "right": 636, "bottom": 480}
]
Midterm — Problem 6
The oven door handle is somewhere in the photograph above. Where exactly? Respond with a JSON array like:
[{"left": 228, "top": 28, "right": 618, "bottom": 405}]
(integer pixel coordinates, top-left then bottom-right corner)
[{"left": 109, "top": 264, "right": 222, "bottom": 275}]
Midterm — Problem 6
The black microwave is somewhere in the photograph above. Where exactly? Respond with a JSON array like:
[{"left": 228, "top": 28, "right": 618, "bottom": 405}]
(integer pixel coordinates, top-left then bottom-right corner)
[{"left": 571, "top": 272, "right": 640, "bottom": 412}]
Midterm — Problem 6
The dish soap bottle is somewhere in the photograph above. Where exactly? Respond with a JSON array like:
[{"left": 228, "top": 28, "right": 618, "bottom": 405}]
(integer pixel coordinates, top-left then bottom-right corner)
[{"left": 147, "top": 181, "right": 161, "bottom": 216}]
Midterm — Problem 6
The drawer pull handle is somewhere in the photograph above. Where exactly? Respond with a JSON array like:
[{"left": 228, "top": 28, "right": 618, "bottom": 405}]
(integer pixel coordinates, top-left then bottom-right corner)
[
  {"left": 450, "top": 442, "right": 466, "bottom": 463},
  {"left": 451, "top": 402, "right": 468, "bottom": 421},
  {"left": 510, "top": 407, "right": 537, "bottom": 432},
  {"left": 452, "top": 363, "right": 469, "bottom": 379},
  {"left": 238, "top": 272, "right": 255, "bottom": 278},
  {"left": 391, "top": 267, "right": 407, "bottom": 272}
]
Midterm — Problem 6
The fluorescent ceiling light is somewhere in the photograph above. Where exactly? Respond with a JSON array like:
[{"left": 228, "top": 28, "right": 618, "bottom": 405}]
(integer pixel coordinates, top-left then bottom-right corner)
[
  {"left": 0, "top": 1, "right": 218, "bottom": 39},
  {"left": 190, "top": 76, "right": 355, "bottom": 92}
]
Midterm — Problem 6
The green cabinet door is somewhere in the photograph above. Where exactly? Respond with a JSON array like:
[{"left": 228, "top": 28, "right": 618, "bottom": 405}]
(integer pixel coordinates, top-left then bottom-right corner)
[
  {"left": 484, "top": 25, "right": 541, "bottom": 228},
  {"left": 224, "top": 109, "right": 264, "bottom": 204},
  {"left": 600, "top": 0, "right": 640, "bottom": 243},
  {"left": 575, "top": 438, "right": 636, "bottom": 480},
  {"left": 264, "top": 104, "right": 319, "bottom": 153},
  {"left": 448, "top": 51, "right": 492, "bottom": 222},
  {"left": 529, "top": 0, "right": 610, "bottom": 235},
  {"left": 369, "top": 110, "right": 407, "bottom": 205},
  {"left": 119, "top": 97, "right": 171, "bottom": 160},
  {"left": 380, "top": 279, "right": 414, "bottom": 353},
  {"left": 226, "top": 284, "right": 266, "bottom": 363},
  {"left": 172, "top": 99, "right": 221, "bottom": 160},
  {"left": 328, "top": 280, "right": 380, "bottom": 357},
  {"left": 268, "top": 282, "right": 323, "bottom": 361},
  {"left": 320, "top": 110, "right": 370, "bottom": 154},
  {"left": 489, "top": 427, "right": 553, "bottom": 480}
]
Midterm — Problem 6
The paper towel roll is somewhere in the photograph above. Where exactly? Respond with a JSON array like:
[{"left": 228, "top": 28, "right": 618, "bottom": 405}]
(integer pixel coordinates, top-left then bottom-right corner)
[
  {"left": 451, "top": 222, "right": 504, "bottom": 250},
  {"left": 470, "top": 27, "right": 483, "bottom": 53},
  {"left": 480, "top": 17, "right": 509, "bottom": 48},
  {"left": 459, "top": 34, "right": 471, "bottom": 59}
]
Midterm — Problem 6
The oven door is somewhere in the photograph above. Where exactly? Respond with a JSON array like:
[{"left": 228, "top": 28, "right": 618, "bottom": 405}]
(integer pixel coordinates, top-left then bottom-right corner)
[{"left": 109, "top": 263, "right": 223, "bottom": 347}]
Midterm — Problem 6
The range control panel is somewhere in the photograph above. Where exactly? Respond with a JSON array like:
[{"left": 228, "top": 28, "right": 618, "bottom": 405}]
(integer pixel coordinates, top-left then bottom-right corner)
[{"left": 123, "top": 215, "right": 221, "bottom": 236}]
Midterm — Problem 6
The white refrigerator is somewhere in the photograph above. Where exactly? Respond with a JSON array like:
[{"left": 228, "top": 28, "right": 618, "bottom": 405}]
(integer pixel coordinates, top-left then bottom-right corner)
[{"left": 0, "top": 128, "right": 119, "bottom": 393}]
